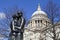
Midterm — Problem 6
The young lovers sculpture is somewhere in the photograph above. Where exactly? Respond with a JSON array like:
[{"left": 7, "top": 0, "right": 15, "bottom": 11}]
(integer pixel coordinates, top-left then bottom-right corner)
[{"left": 9, "top": 12, "right": 25, "bottom": 40}]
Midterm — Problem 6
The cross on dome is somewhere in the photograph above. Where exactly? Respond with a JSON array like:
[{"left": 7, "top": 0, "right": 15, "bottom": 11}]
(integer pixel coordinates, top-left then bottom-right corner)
[
  {"left": 32, "top": 3, "right": 47, "bottom": 17},
  {"left": 37, "top": 3, "right": 41, "bottom": 11}
]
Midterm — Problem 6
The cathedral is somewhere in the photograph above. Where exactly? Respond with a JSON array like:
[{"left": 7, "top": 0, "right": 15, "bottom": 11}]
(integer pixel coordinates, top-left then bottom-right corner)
[
  {"left": 23, "top": 4, "right": 52, "bottom": 40},
  {"left": 23, "top": 4, "right": 60, "bottom": 40}
]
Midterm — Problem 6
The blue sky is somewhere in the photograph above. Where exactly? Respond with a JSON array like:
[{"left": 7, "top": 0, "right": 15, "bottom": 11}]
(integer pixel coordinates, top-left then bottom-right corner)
[{"left": 0, "top": 0, "right": 60, "bottom": 20}]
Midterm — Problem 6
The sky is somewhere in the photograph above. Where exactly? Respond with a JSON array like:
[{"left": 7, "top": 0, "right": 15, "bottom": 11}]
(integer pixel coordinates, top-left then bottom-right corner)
[
  {"left": 0, "top": 0, "right": 60, "bottom": 40},
  {"left": 0, "top": 0, "right": 60, "bottom": 20}
]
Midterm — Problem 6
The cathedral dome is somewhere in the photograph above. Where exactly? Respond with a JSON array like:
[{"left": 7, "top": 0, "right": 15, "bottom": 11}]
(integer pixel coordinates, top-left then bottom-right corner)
[
  {"left": 32, "top": 11, "right": 47, "bottom": 16},
  {"left": 32, "top": 4, "right": 47, "bottom": 17}
]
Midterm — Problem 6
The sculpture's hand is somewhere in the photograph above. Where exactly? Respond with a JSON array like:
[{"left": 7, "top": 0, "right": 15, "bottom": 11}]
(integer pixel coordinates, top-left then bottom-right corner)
[{"left": 15, "top": 26, "right": 21, "bottom": 30}]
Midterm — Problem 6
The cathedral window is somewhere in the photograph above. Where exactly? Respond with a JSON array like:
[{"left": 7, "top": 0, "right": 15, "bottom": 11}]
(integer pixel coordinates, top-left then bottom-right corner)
[
  {"left": 40, "top": 20, "right": 42, "bottom": 27},
  {"left": 41, "top": 20, "right": 42, "bottom": 23},
  {"left": 35, "top": 20, "right": 37, "bottom": 23},
  {"left": 46, "top": 21, "right": 47, "bottom": 27},
  {"left": 38, "top": 20, "right": 40, "bottom": 23},
  {"left": 38, "top": 20, "right": 40, "bottom": 27},
  {"left": 31, "top": 21, "right": 32, "bottom": 23},
  {"left": 30, "top": 21, "right": 32, "bottom": 27}
]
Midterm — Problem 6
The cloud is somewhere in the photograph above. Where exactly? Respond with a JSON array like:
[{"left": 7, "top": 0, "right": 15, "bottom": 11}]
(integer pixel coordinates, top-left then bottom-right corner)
[{"left": 0, "top": 12, "right": 6, "bottom": 19}]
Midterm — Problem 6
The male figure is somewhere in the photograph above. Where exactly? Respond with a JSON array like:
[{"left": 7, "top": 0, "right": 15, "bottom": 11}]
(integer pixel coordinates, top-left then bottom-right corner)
[
  {"left": 9, "top": 14, "right": 18, "bottom": 40},
  {"left": 16, "top": 12, "right": 25, "bottom": 40}
]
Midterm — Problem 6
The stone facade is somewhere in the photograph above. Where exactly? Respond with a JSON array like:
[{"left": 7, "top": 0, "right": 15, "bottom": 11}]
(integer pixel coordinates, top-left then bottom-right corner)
[{"left": 23, "top": 4, "right": 52, "bottom": 40}]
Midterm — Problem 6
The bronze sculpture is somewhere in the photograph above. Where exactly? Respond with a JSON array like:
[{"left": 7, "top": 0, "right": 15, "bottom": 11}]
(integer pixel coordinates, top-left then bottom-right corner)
[{"left": 9, "top": 12, "right": 25, "bottom": 40}]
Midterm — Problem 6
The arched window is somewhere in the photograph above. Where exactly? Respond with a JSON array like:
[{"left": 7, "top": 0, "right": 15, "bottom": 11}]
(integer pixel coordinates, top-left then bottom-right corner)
[
  {"left": 38, "top": 20, "right": 40, "bottom": 23},
  {"left": 41, "top": 20, "right": 42, "bottom": 23},
  {"left": 46, "top": 21, "right": 47, "bottom": 27},
  {"left": 35, "top": 20, "right": 37, "bottom": 23},
  {"left": 30, "top": 21, "right": 32, "bottom": 27},
  {"left": 40, "top": 20, "right": 42, "bottom": 27},
  {"left": 31, "top": 21, "right": 32, "bottom": 23}
]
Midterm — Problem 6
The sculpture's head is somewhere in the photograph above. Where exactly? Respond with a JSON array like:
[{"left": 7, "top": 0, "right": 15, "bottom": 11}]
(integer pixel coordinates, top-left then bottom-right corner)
[
  {"left": 12, "top": 14, "right": 17, "bottom": 20},
  {"left": 17, "top": 12, "right": 23, "bottom": 18}
]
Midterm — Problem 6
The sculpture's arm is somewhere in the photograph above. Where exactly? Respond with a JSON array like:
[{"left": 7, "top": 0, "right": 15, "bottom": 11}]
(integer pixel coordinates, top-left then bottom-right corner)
[
  {"left": 16, "top": 17, "right": 24, "bottom": 29},
  {"left": 12, "top": 21, "right": 15, "bottom": 31},
  {"left": 10, "top": 20, "right": 15, "bottom": 32}
]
